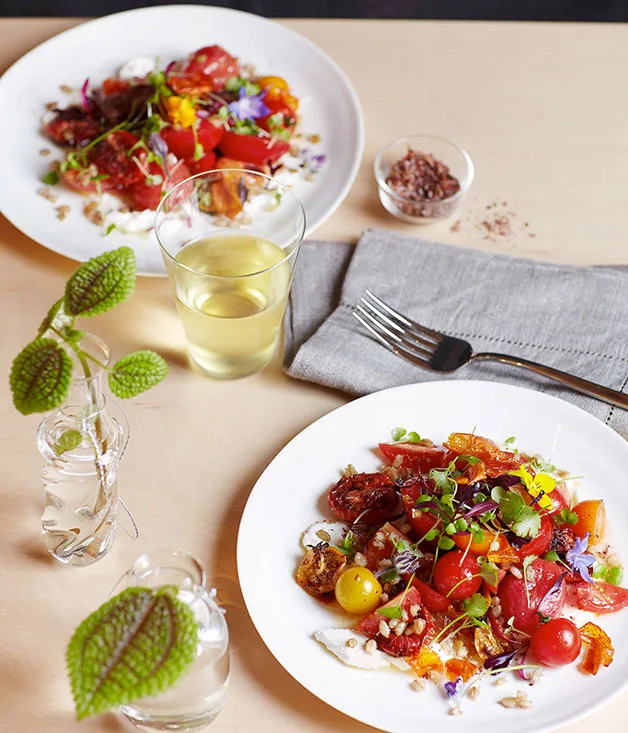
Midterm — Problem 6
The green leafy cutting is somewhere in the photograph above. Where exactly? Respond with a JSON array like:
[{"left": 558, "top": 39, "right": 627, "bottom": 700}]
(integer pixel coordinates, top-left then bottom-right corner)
[
  {"left": 491, "top": 486, "right": 541, "bottom": 538},
  {"left": 67, "top": 586, "right": 198, "bottom": 720},
  {"left": 54, "top": 429, "right": 83, "bottom": 456},
  {"left": 10, "top": 247, "right": 167, "bottom": 416},
  {"left": 42, "top": 171, "right": 59, "bottom": 186}
]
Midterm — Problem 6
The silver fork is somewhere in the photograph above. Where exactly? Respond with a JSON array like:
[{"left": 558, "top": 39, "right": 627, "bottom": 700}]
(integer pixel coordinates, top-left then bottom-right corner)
[{"left": 353, "top": 290, "right": 628, "bottom": 410}]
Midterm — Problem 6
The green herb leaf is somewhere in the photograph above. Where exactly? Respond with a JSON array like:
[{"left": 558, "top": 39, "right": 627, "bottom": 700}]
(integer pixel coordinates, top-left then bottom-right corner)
[
  {"left": 556, "top": 508, "right": 579, "bottom": 526},
  {"left": 9, "top": 338, "right": 72, "bottom": 415},
  {"left": 54, "top": 429, "right": 83, "bottom": 456},
  {"left": 505, "top": 436, "right": 516, "bottom": 446},
  {"left": 438, "top": 536, "right": 455, "bottom": 551},
  {"left": 193, "top": 142, "right": 204, "bottom": 161},
  {"left": 462, "top": 593, "right": 490, "bottom": 619},
  {"left": 479, "top": 562, "right": 499, "bottom": 587},
  {"left": 67, "top": 586, "right": 198, "bottom": 720},
  {"left": 376, "top": 605, "right": 403, "bottom": 619},
  {"left": 608, "top": 567, "right": 624, "bottom": 585},
  {"left": 460, "top": 454, "right": 482, "bottom": 466},
  {"left": 38, "top": 297, "right": 65, "bottom": 335},
  {"left": 424, "top": 528, "right": 440, "bottom": 541},
  {"left": 391, "top": 427, "right": 407, "bottom": 442},
  {"left": 64, "top": 247, "right": 136, "bottom": 317},
  {"left": 544, "top": 551, "right": 560, "bottom": 562},
  {"left": 512, "top": 509, "right": 541, "bottom": 539},
  {"left": 109, "top": 350, "right": 168, "bottom": 399},
  {"left": 492, "top": 487, "right": 541, "bottom": 538},
  {"left": 43, "top": 171, "right": 59, "bottom": 185},
  {"left": 105, "top": 223, "right": 117, "bottom": 236},
  {"left": 380, "top": 567, "right": 399, "bottom": 584}
]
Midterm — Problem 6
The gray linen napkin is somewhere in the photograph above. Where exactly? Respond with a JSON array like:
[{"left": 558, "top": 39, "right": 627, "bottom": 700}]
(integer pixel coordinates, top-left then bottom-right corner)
[{"left": 284, "top": 228, "right": 628, "bottom": 437}]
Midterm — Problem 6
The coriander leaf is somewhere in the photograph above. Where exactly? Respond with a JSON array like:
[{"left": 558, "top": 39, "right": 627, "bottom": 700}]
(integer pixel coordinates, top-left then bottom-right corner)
[
  {"left": 38, "top": 297, "right": 66, "bottom": 335},
  {"left": 10, "top": 338, "right": 72, "bottom": 415},
  {"left": 54, "top": 429, "right": 83, "bottom": 456},
  {"left": 64, "top": 246, "right": 136, "bottom": 317},
  {"left": 462, "top": 593, "right": 490, "bottom": 619},
  {"left": 497, "top": 490, "right": 525, "bottom": 523},
  {"left": 108, "top": 350, "right": 168, "bottom": 399},
  {"left": 512, "top": 507, "right": 541, "bottom": 539},
  {"left": 479, "top": 562, "right": 499, "bottom": 587},
  {"left": 67, "top": 587, "right": 198, "bottom": 720},
  {"left": 544, "top": 551, "right": 560, "bottom": 562},
  {"left": 556, "top": 508, "right": 578, "bottom": 526},
  {"left": 376, "top": 605, "right": 403, "bottom": 619},
  {"left": 43, "top": 171, "right": 59, "bottom": 185}
]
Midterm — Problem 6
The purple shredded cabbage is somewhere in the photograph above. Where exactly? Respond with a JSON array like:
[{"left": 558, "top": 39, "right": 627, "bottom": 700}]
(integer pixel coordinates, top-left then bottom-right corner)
[
  {"left": 504, "top": 531, "right": 530, "bottom": 549},
  {"left": 80, "top": 78, "right": 90, "bottom": 112},
  {"left": 148, "top": 132, "right": 170, "bottom": 178},
  {"left": 492, "top": 474, "right": 521, "bottom": 488},
  {"left": 537, "top": 571, "right": 568, "bottom": 617}
]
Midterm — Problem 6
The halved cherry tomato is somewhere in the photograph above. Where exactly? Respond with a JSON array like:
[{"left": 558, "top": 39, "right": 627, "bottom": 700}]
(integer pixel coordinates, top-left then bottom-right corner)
[
  {"left": 576, "top": 581, "right": 628, "bottom": 613},
  {"left": 379, "top": 442, "right": 454, "bottom": 473},
  {"left": 572, "top": 500, "right": 606, "bottom": 544},
  {"left": 411, "top": 578, "right": 451, "bottom": 613},
  {"left": 433, "top": 550, "right": 482, "bottom": 601},
  {"left": 453, "top": 530, "right": 507, "bottom": 557},
  {"left": 515, "top": 513, "right": 554, "bottom": 561},
  {"left": 184, "top": 45, "right": 239, "bottom": 89},
  {"left": 400, "top": 479, "right": 439, "bottom": 538},
  {"left": 162, "top": 120, "right": 224, "bottom": 160},
  {"left": 218, "top": 130, "right": 289, "bottom": 165},
  {"left": 363, "top": 522, "right": 411, "bottom": 572},
  {"left": 530, "top": 618, "right": 581, "bottom": 667},
  {"left": 127, "top": 159, "right": 191, "bottom": 211},
  {"left": 546, "top": 484, "right": 570, "bottom": 515},
  {"left": 186, "top": 150, "right": 217, "bottom": 175},
  {"left": 498, "top": 558, "right": 565, "bottom": 635}
]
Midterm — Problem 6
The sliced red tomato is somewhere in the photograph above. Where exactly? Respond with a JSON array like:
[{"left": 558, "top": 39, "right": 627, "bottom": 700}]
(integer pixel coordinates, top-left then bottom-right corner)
[
  {"left": 358, "top": 587, "right": 434, "bottom": 657},
  {"left": 379, "top": 442, "right": 454, "bottom": 473},
  {"left": 576, "top": 581, "right": 628, "bottom": 614},
  {"left": 162, "top": 120, "right": 224, "bottom": 160},
  {"left": 546, "top": 485, "right": 570, "bottom": 515},
  {"left": 127, "top": 160, "right": 192, "bottom": 211},
  {"left": 88, "top": 130, "right": 143, "bottom": 188},
  {"left": 184, "top": 45, "right": 239, "bottom": 90},
  {"left": 363, "top": 522, "right": 410, "bottom": 572},
  {"left": 62, "top": 166, "right": 116, "bottom": 194},
  {"left": 400, "top": 479, "right": 439, "bottom": 538},
  {"left": 218, "top": 130, "right": 289, "bottom": 165},
  {"left": 186, "top": 151, "right": 217, "bottom": 175},
  {"left": 498, "top": 558, "right": 565, "bottom": 635},
  {"left": 515, "top": 513, "right": 554, "bottom": 561},
  {"left": 433, "top": 550, "right": 482, "bottom": 601},
  {"left": 411, "top": 578, "right": 451, "bottom": 613}
]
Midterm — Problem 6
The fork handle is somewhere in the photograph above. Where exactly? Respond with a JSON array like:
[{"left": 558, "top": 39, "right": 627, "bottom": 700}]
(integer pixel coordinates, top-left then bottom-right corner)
[{"left": 472, "top": 352, "right": 628, "bottom": 409}]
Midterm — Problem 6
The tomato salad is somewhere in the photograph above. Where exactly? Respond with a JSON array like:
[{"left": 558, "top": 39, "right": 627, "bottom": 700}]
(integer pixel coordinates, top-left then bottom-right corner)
[
  {"left": 297, "top": 430, "right": 626, "bottom": 713},
  {"left": 40, "top": 46, "right": 324, "bottom": 232}
]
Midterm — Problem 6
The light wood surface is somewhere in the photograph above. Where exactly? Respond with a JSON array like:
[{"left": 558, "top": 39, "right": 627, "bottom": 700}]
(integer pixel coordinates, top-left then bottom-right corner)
[{"left": 1, "top": 17, "right": 627, "bottom": 733}]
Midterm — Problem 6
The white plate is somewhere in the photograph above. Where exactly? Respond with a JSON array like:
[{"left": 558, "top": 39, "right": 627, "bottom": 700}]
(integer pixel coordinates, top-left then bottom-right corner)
[
  {"left": 0, "top": 5, "right": 363, "bottom": 276},
  {"left": 237, "top": 380, "right": 628, "bottom": 733}
]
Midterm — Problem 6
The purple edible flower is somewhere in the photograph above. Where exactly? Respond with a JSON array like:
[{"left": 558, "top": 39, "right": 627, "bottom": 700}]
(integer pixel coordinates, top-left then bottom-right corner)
[
  {"left": 566, "top": 533, "right": 596, "bottom": 583},
  {"left": 80, "top": 78, "right": 90, "bottom": 112},
  {"left": 484, "top": 645, "right": 526, "bottom": 671},
  {"left": 309, "top": 153, "right": 327, "bottom": 170},
  {"left": 148, "top": 132, "right": 170, "bottom": 177},
  {"left": 228, "top": 87, "right": 270, "bottom": 121},
  {"left": 394, "top": 549, "right": 421, "bottom": 575},
  {"left": 444, "top": 677, "right": 463, "bottom": 699}
]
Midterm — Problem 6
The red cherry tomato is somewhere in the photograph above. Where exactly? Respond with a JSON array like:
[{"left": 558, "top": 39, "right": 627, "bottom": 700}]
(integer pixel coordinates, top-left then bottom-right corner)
[
  {"left": 162, "top": 120, "right": 224, "bottom": 161},
  {"left": 399, "top": 480, "right": 439, "bottom": 538},
  {"left": 516, "top": 513, "right": 554, "bottom": 561},
  {"left": 530, "top": 618, "right": 582, "bottom": 667},
  {"left": 218, "top": 130, "right": 289, "bottom": 165},
  {"left": 257, "top": 98, "right": 298, "bottom": 133},
  {"left": 184, "top": 45, "right": 239, "bottom": 90},
  {"left": 127, "top": 160, "right": 191, "bottom": 211},
  {"left": 498, "top": 558, "right": 565, "bottom": 635},
  {"left": 186, "top": 151, "right": 217, "bottom": 175},
  {"left": 576, "top": 581, "right": 628, "bottom": 613},
  {"left": 433, "top": 550, "right": 482, "bottom": 601}
]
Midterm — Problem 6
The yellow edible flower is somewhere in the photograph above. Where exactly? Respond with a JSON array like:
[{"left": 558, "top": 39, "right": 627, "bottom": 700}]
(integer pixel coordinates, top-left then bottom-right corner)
[
  {"left": 164, "top": 96, "right": 197, "bottom": 129},
  {"left": 509, "top": 465, "right": 556, "bottom": 511}
]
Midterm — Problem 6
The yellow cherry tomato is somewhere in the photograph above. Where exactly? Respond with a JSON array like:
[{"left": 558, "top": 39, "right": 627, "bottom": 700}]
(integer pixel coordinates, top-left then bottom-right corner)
[
  {"left": 572, "top": 500, "right": 606, "bottom": 544},
  {"left": 257, "top": 75, "right": 290, "bottom": 91},
  {"left": 335, "top": 567, "right": 382, "bottom": 615}
]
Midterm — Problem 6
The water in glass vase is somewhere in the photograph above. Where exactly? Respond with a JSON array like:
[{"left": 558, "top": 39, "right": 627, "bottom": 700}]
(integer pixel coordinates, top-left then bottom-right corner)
[{"left": 173, "top": 231, "right": 291, "bottom": 378}]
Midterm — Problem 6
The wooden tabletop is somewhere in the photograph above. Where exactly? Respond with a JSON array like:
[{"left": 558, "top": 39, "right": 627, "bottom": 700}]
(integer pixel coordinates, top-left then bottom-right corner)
[{"left": 1, "top": 17, "right": 627, "bottom": 733}]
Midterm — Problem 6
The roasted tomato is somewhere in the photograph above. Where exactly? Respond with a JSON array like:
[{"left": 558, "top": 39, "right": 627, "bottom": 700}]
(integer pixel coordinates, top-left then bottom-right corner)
[
  {"left": 127, "top": 159, "right": 192, "bottom": 211},
  {"left": 358, "top": 587, "right": 434, "bottom": 657},
  {"left": 530, "top": 618, "right": 582, "bottom": 667},
  {"left": 218, "top": 130, "right": 289, "bottom": 165},
  {"left": 379, "top": 442, "right": 454, "bottom": 472},
  {"left": 334, "top": 567, "right": 382, "bottom": 614},
  {"left": 295, "top": 543, "right": 347, "bottom": 596},
  {"left": 498, "top": 559, "right": 566, "bottom": 635},
  {"left": 186, "top": 150, "right": 217, "bottom": 175},
  {"left": 433, "top": 550, "right": 482, "bottom": 601},
  {"left": 444, "top": 433, "right": 521, "bottom": 477},
  {"left": 411, "top": 577, "right": 451, "bottom": 613},
  {"left": 184, "top": 45, "right": 240, "bottom": 89},
  {"left": 87, "top": 130, "right": 144, "bottom": 188},
  {"left": 44, "top": 106, "right": 103, "bottom": 147},
  {"left": 576, "top": 581, "right": 628, "bottom": 613},
  {"left": 571, "top": 500, "right": 606, "bottom": 544},
  {"left": 515, "top": 513, "right": 554, "bottom": 561},
  {"left": 162, "top": 120, "right": 224, "bottom": 160},
  {"left": 328, "top": 472, "right": 398, "bottom": 525}
]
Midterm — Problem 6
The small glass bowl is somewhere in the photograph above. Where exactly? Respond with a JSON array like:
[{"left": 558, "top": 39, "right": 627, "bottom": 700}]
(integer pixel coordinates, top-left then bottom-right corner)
[{"left": 374, "top": 135, "right": 474, "bottom": 224}]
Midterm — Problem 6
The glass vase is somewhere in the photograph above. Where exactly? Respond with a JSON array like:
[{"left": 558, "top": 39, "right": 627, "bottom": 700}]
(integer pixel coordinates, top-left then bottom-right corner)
[
  {"left": 114, "top": 549, "right": 230, "bottom": 730},
  {"left": 36, "top": 333, "right": 128, "bottom": 566}
]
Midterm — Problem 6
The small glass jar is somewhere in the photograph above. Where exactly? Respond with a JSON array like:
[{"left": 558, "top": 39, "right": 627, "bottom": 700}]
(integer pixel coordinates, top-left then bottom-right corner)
[{"left": 113, "top": 549, "right": 230, "bottom": 731}]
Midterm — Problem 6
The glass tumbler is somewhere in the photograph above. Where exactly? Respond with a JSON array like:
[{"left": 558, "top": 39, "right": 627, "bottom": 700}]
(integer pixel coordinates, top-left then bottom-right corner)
[
  {"left": 113, "top": 549, "right": 230, "bottom": 731},
  {"left": 155, "top": 169, "right": 306, "bottom": 379}
]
